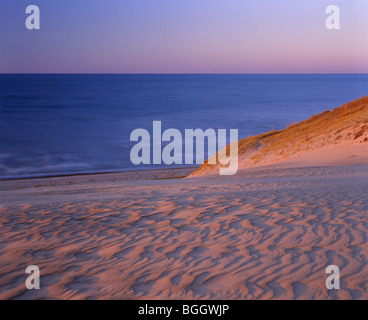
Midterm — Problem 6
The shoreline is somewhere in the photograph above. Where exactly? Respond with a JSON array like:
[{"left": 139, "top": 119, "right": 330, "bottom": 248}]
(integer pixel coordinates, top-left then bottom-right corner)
[
  {"left": 1, "top": 160, "right": 367, "bottom": 192},
  {"left": 0, "top": 166, "right": 198, "bottom": 191},
  {"left": 0, "top": 165, "right": 199, "bottom": 181}
]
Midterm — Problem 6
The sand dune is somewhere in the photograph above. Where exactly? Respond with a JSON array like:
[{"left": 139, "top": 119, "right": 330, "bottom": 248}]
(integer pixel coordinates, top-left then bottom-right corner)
[
  {"left": 191, "top": 96, "right": 368, "bottom": 177},
  {"left": 0, "top": 163, "right": 367, "bottom": 299}
]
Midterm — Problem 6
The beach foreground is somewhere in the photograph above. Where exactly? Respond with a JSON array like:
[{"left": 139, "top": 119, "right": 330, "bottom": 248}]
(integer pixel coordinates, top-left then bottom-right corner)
[{"left": 1, "top": 163, "right": 367, "bottom": 299}]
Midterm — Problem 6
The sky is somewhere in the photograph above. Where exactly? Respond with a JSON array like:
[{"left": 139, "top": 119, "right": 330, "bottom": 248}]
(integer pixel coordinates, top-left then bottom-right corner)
[{"left": 0, "top": 0, "right": 367, "bottom": 73}]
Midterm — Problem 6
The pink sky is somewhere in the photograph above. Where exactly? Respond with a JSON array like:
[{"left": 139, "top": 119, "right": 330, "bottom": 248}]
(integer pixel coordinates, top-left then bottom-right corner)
[{"left": 0, "top": 0, "right": 367, "bottom": 73}]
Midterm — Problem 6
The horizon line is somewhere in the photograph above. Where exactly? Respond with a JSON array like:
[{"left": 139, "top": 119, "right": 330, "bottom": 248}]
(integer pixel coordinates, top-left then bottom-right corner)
[{"left": 1, "top": 72, "right": 368, "bottom": 76}]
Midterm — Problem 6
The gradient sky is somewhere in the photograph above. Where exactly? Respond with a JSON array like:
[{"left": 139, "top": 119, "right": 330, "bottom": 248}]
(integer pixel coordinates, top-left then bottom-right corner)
[{"left": 0, "top": 0, "right": 367, "bottom": 73}]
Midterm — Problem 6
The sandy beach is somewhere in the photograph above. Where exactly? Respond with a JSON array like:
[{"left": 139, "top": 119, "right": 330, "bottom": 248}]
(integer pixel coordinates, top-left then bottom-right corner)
[
  {"left": 1, "top": 97, "right": 367, "bottom": 300},
  {"left": 0, "top": 161, "right": 367, "bottom": 299}
]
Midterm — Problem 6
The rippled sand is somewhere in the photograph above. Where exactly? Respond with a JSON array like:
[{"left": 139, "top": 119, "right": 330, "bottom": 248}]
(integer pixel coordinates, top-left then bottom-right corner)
[{"left": 0, "top": 164, "right": 367, "bottom": 299}]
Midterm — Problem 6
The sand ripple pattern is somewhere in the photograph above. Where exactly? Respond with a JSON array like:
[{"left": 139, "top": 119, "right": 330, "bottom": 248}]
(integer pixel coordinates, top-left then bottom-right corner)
[{"left": 0, "top": 164, "right": 367, "bottom": 299}]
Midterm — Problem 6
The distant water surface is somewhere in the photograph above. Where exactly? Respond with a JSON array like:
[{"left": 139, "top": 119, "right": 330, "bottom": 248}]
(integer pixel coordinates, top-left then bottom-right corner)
[{"left": 0, "top": 74, "right": 367, "bottom": 179}]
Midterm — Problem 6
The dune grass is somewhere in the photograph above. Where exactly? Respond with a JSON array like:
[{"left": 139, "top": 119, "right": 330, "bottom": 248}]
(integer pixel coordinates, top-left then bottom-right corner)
[{"left": 193, "top": 96, "right": 368, "bottom": 175}]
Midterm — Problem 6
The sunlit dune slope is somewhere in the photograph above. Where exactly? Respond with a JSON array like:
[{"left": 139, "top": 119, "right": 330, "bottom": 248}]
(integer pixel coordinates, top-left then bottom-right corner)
[{"left": 191, "top": 96, "right": 368, "bottom": 176}]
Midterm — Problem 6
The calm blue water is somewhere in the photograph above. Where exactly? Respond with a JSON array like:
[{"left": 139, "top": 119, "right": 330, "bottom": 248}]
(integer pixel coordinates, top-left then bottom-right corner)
[{"left": 0, "top": 74, "right": 367, "bottom": 179}]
